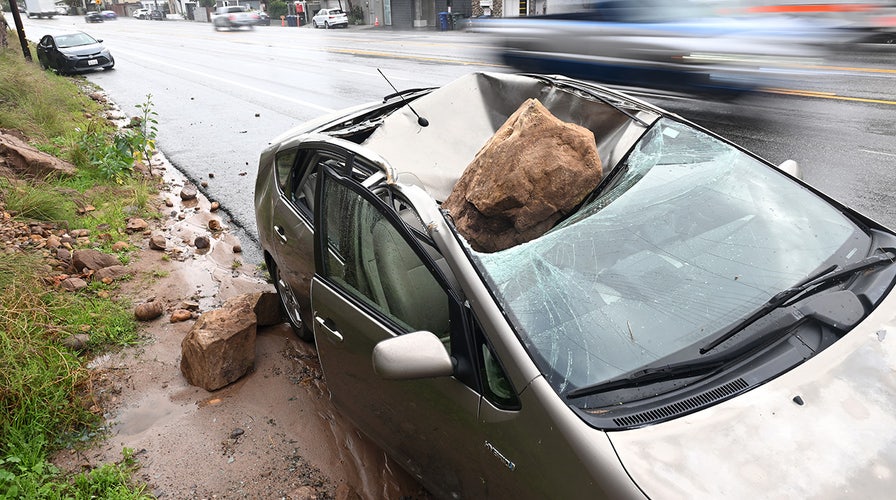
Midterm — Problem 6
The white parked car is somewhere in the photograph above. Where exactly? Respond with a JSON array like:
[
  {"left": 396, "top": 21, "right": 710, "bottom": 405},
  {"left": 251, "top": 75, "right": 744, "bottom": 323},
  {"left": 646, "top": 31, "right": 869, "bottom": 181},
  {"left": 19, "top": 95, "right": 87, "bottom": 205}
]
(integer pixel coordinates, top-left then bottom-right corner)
[
  {"left": 133, "top": 8, "right": 150, "bottom": 19},
  {"left": 311, "top": 8, "right": 348, "bottom": 29}
]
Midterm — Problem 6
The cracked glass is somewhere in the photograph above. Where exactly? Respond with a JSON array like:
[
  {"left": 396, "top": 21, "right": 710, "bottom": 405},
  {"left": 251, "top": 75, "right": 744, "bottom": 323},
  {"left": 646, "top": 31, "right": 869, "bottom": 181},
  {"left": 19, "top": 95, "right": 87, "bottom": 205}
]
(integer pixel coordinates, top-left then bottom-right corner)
[{"left": 469, "top": 118, "right": 862, "bottom": 394}]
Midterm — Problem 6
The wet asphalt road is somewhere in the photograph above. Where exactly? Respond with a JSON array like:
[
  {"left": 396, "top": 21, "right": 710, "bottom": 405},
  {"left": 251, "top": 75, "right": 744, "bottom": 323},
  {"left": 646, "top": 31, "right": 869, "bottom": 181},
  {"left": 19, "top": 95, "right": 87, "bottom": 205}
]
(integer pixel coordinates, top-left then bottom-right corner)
[{"left": 11, "top": 15, "right": 896, "bottom": 263}]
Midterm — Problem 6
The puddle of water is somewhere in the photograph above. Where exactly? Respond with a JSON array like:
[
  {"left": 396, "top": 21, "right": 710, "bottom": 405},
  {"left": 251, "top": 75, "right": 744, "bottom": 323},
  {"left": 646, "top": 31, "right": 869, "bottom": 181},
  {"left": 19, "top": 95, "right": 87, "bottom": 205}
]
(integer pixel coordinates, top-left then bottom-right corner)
[{"left": 114, "top": 392, "right": 190, "bottom": 437}]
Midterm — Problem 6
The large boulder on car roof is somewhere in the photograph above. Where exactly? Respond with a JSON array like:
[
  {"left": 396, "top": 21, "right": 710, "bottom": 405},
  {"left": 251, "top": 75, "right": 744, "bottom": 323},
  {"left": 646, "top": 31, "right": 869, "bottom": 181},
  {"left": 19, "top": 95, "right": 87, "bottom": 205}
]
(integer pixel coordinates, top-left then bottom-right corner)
[{"left": 443, "top": 98, "right": 602, "bottom": 253}]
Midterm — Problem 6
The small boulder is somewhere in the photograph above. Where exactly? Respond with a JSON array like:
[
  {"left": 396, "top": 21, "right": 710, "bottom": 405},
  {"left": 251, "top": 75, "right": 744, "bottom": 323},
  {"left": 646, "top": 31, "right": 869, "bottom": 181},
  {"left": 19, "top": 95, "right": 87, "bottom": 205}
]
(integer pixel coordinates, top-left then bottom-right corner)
[
  {"left": 61, "top": 277, "right": 88, "bottom": 291},
  {"left": 111, "top": 241, "right": 130, "bottom": 252},
  {"left": 56, "top": 248, "right": 71, "bottom": 262},
  {"left": 177, "top": 300, "right": 200, "bottom": 311},
  {"left": 194, "top": 235, "right": 210, "bottom": 249},
  {"left": 180, "top": 302, "right": 257, "bottom": 391},
  {"left": 148, "top": 233, "right": 167, "bottom": 251},
  {"left": 134, "top": 301, "right": 164, "bottom": 321},
  {"left": 223, "top": 292, "right": 282, "bottom": 327},
  {"left": 72, "top": 248, "right": 120, "bottom": 272},
  {"left": 180, "top": 183, "right": 198, "bottom": 201},
  {"left": 125, "top": 218, "right": 149, "bottom": 233},
  {"left": 94, "top": 265, "right": 129, "bottom": 282},
  {"left": 170, "top": 309, "right": 193, "bottom": 323},
  {"left": 61, "top": 333, "right": 91, "bottom": 351},
  {"left": 0, "top": 130, "right": 77, "bottom": 178}
]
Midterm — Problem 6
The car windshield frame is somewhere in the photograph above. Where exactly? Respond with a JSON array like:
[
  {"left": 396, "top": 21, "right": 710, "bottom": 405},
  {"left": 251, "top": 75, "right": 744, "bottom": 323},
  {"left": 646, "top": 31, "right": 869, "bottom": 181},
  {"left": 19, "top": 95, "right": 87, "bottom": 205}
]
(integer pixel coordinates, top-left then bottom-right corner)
[
  {"left": 464, "top": 117, "right": 867, "bottom": 396},
  {"left": 54, "top": 33, "right": 97, "bottom": 48}
]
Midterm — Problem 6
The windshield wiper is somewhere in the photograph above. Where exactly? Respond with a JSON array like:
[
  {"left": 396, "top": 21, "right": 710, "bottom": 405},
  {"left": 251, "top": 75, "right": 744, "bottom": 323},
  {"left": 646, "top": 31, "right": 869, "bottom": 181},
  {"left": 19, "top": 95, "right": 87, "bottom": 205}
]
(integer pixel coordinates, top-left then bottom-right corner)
[
  {"left": 699, "top": 249, "right": 895, "bottom": 354},
  {"left": 565, "top": 357, "right": 728, "bottom": 400}
]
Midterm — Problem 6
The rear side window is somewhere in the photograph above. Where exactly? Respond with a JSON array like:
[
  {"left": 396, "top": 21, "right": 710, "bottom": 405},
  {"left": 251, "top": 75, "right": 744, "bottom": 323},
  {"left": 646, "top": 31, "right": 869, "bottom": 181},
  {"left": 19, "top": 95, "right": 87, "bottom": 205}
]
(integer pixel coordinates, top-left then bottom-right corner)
[{"left": 274, "top": 148, "right": 298, "bottom": 192}]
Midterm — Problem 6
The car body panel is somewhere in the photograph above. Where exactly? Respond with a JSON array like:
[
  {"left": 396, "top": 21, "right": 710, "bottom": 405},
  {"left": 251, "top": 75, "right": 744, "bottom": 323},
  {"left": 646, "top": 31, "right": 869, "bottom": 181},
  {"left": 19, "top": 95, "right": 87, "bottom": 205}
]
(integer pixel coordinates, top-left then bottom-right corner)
[
  {"left": 310, "top": 169, "right": 642, "bottom": 498},
  {"left": 611, "top": 287, "right": 896, "bottom": 498}
]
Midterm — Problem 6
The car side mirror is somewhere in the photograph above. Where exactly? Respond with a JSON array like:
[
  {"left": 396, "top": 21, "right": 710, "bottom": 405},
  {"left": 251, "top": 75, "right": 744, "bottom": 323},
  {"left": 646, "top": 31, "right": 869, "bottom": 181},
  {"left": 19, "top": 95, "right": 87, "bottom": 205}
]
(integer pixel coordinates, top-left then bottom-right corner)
[
  {"left": 372, "top": 331, "right": 454, "bottom": 380},
  {"left": 96, "top": 39, "right": 103, "bottom": 43},
  {"left": 777, "top": 159, "right": 801, "bottom": 179}
]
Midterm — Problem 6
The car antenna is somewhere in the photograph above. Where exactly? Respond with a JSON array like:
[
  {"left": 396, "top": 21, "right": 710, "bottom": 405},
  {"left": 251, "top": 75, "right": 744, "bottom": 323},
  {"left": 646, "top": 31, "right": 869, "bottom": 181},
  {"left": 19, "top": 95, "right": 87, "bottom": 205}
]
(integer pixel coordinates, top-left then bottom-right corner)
[{"left": 377, "top": 68, "right": 429, "bottom": 127}]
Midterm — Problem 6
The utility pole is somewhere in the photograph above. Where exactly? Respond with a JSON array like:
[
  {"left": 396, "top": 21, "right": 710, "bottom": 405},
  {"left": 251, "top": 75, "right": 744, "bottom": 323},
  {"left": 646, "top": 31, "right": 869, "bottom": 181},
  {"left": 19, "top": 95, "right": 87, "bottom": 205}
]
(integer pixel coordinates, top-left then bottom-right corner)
[{"left": 6, "top": 0, "right": 33, "bottom": 61}]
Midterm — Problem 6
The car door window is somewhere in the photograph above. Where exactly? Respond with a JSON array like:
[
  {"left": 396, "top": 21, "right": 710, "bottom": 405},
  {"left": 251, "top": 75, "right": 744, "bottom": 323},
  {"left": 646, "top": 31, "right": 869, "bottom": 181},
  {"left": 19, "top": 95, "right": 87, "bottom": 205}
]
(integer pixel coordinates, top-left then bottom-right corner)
[
  {"left": 292, "top": 154, "right": 344, "bottom": 216},
  {"left": 278, "top": 148, "right": 346, "bottom": 221},
  {"left": 318, "top": 173, "right": 451, "bottom": 337}
]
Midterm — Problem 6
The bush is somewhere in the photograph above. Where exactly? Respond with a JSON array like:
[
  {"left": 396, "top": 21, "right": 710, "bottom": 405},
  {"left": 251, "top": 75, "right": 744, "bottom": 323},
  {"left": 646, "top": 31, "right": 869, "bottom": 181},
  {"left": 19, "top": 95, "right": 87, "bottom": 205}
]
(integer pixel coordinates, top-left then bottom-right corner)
[
  {"left": 268, "top": 0, "right": 287, "bottom": 20},
  {"left": 349, "top": 5, "right": 364, "bottom": 24}
]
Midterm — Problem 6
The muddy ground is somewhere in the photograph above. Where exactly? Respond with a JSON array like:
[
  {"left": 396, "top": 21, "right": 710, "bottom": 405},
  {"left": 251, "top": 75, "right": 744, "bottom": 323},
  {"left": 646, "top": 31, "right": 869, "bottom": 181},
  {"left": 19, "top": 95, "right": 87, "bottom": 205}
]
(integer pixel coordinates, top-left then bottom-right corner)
[{"left": 50, "top": 158, "right": 431, "bottom": 500}]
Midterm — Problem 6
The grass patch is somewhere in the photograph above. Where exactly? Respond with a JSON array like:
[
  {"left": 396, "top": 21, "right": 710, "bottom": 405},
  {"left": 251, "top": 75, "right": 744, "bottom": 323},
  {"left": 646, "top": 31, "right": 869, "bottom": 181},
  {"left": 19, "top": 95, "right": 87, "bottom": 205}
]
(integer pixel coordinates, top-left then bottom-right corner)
[
  {"left": 0, "top": 49, "right": 102, "bottom": 143},
  {"left": 1, "top": 46, "right": 154, "bottom": 498}
]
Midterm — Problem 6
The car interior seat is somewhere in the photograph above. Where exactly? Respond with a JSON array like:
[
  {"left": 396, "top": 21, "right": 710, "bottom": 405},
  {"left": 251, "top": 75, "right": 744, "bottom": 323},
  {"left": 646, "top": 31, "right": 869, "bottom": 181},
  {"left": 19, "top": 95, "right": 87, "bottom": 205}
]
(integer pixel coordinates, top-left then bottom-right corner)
[{"left": 370, "top": 215, "right": 450, "bottom": 336}]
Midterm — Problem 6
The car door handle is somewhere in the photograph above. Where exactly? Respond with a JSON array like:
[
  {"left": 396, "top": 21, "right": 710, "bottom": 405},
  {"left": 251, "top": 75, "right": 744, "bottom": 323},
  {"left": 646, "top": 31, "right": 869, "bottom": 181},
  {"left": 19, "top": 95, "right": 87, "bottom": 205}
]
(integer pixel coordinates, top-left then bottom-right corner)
[
  {"left": 273, "top": 225, "right": 287, "bottom": 243},
  {"left": 315, "top": 316, "right": 343, "bottom": 343}
]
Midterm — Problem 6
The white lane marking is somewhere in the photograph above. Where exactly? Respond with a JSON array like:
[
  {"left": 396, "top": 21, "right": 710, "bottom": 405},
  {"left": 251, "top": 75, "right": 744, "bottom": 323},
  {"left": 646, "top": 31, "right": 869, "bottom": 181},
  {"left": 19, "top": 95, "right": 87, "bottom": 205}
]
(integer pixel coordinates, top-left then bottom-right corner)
[
  {"left": 340, "top": 68, "right": 412, "bottom": 81},
  {"left": 860, "top": 149, "right": 896, "bottom": 158},
  {"left": 113, "top": 47, "right": 336, "bottom": 113}
]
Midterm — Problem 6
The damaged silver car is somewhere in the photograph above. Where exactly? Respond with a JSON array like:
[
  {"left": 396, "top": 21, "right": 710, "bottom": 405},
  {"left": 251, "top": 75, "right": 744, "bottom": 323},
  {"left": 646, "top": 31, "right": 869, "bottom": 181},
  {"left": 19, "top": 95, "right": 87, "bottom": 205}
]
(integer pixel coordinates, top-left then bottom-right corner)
[{"left": 254, "top": 72, "right": 896, "bottom": 498}]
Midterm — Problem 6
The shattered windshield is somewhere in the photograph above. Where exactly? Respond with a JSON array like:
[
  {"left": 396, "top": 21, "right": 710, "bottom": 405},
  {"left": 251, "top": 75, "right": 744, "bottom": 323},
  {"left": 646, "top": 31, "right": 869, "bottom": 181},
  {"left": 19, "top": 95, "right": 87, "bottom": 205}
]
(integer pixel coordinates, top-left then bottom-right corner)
[{"left": 469, "top": 118, "right": 863, "bottom": 395}]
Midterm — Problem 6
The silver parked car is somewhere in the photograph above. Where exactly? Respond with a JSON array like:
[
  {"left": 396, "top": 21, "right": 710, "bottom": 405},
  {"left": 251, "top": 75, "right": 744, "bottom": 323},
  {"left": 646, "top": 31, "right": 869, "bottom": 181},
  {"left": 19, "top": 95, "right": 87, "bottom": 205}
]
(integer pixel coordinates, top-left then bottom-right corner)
[{"left": 255, "top": 72, "right": 896, "bottom": 498}]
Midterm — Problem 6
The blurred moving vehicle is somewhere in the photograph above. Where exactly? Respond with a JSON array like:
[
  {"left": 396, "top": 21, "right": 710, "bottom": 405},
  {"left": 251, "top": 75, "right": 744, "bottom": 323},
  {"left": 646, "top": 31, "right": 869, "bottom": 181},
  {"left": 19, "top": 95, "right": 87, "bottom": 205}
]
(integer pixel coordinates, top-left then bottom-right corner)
[
  {"left": 252, "top": 10, "right": 271, "bottom": 26},
  {"left": 474, "top": 0, "right": 843, "bottom": 98},
  {"left": 84, "top": 11, "right": 103, "bottom": 23},
  {"left": 100, "top": 10, "right": 117, "bottom": 20},
  {"left": 212, "top": 5, "right": 259, "bottom": 30},
  {"left": 736, "top": 0, "right": 896, "bottom": 44},
  {"left": 24, "top": 0, "right": 56, "bottom": 18},
  {"left": 36, "top": 31, "right": 114, "bottom": 74},
  {"left": 311, "top": 8, "right": 348, "bottom": 28},
  {"left": 255, "top": 71, "right": 896, "bottom": 498},
  {"left": 133, "top": 7, "right": 150, "bottom": 19}
]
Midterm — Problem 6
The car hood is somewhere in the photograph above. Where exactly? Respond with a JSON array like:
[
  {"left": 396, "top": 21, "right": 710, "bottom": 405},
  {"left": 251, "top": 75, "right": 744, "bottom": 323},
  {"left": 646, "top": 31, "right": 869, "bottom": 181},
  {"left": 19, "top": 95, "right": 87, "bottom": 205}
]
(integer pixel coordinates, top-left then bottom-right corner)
[
  {"left": 59, "top": 43, "right": 106, "bottom": 56},
  {"left": 609, "top": 287, "right": 896, "bottom": 498}
]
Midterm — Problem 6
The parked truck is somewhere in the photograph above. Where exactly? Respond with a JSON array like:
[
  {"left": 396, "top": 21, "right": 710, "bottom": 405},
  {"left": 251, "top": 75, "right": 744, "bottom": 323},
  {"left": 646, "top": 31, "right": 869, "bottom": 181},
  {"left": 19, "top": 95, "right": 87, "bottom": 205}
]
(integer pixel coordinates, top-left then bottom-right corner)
[{"left": 25, "top": 0, "right": 57, "bottom": 18}]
